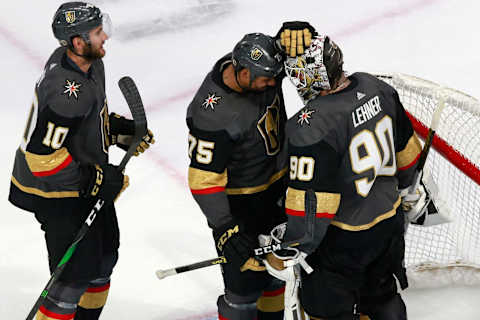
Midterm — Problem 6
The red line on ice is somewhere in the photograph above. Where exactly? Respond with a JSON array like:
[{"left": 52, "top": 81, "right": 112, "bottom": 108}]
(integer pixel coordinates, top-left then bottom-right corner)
[{"left": 0, "top": 24, "right": 44, "bottom": 68}]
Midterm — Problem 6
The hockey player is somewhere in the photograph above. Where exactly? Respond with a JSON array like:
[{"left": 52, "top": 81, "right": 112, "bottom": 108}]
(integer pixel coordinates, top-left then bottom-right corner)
[
  {"left": 186, "top": 33, "right": 288, "bottom": 320},
  {"left": 8, "top": 2, "right": 153, "bottom": 320},
  {"left": 264, "top": 23, "right": 425, "bottom": 320}
]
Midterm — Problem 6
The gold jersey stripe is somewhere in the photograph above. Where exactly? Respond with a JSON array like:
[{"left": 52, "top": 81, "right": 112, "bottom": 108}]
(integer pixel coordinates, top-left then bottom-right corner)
[
  {"left": 331, "top": 197, "right": 401, "bottom": 231},
  {"left": 78, "top": 288, "right": 110, "bottom": 309},
  {"left": 285, "top": 187, "right": 341, "bottom": 214},
  {"left": 24, "top": 147, "right": 71, "bottom": 173},
  {"left": 11, "top": 176, "right": 79, "bottom": 198},
  {"left": 256, "top": 291, "right": 285, "bottom": 313},
  {"left": 225, "top": 167, "right": 287, "bottom": 195},
  {"left": 188, "top": 167, "right": 227, "bottom": 191},
  {"left": 396, "top": 133, "right": 422, "bottom": 169}
]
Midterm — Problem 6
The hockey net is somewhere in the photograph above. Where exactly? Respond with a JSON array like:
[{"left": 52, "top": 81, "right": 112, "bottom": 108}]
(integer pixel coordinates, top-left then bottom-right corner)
[{"left": 377, "top": 73, "right": 480, "bottom": 289}]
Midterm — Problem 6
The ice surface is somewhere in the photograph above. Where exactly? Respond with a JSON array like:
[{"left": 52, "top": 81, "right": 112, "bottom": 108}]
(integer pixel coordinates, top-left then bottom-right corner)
[{"left": 1, "top": 0, "right": 479, "bottom": 319}]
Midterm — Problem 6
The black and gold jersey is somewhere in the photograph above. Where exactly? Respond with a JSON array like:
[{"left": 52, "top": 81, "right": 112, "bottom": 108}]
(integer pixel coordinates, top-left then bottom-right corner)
[
  {"left": 186, "top": 55, "right": 288, "bottom": 230},
  {"left": 9, "top": 47, "right": 110, "bottom": 212},
  {"left": 284, "top": 72, "right": 422, "bottom": 252}
]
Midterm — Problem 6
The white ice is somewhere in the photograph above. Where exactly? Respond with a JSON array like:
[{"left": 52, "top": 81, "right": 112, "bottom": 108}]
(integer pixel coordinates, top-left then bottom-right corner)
[{"left": 1, "top": 0, "right": 479, "bottom": 319}]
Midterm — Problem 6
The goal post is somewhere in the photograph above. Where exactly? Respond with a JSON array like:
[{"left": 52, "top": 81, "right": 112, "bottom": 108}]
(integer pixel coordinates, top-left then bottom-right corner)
[{"left": 376, "top": 73, "right": 480, "bottom": 288}]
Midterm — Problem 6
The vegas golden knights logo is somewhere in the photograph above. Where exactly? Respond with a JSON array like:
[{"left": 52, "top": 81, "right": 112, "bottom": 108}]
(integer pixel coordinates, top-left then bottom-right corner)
[
  {"left": 257, "top": 95, "right": 281, "bottom": 156},
  {"left": 65, "top": 11, "right": 76, "bottom": 24},
  {"left": 100, "top": 101, "right": 110, "bottom": 154},
  {"left": 250, "top": 48, "right": 263, "bottom": 61}
]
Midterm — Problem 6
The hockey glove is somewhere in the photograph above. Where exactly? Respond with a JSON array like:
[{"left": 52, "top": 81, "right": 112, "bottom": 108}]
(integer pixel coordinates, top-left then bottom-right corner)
[
  {"left": 213, "top": 221, "right": 265, "bottom": 272},
  {"left": 276, "top": 21, "right": 317, "bottom": 57},
  {"left": 400, "top": 184, "right": 429, "bottom": 224},
  {"left": 109, "top": 112, "right": 155, "bottom": 156},
  {"left": 81, "top": 164, "right": 129, "bottom": 203}
]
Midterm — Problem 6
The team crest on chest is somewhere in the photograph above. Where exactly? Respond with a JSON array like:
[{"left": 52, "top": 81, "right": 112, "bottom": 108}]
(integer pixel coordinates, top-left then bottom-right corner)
[
  {"left": 298, "top": 108, "right": 315, "bottom": 126},
  {"left": 63, "top": 80, "right": 81, "bottom": 99},
  {"left": 257, "top": 95, "right": 281, "bottom": 156},
  {"left": 202, "top": 93, "right": 221, "bottom": 110}
]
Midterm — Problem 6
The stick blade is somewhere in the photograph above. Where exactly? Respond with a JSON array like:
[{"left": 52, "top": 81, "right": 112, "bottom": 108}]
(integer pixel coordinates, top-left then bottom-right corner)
[{"left": 117, "top": 76, "right": 148, "bottom": 171}]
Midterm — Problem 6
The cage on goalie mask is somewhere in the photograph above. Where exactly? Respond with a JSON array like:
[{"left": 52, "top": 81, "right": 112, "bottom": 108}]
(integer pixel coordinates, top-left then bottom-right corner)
[{"left": 285, "top": 35, "right": 343, "bottom": 104}]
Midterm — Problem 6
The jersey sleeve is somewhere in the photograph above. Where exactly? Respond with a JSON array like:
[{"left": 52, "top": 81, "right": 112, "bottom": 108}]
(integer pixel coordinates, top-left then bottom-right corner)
[
  {"left": 393, "top": 90, "right": 423, "bottom": 188},
  {"left": 187, "top": 122, "right": 235, "bottom": 228},
  {"left": 24, "top": 104, "right": 84, "bottom": 189},
  {"left": 283, "top": 136, "right": 342, "bottom": 254},
  {"left": 23, "top": 77, "right": 92, "bottom": 191}
]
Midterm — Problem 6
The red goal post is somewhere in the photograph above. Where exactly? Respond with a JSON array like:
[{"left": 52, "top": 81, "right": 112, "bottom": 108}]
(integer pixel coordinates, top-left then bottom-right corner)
[{"left": 376, "top": 73, "right": 480, "bottom": 288}]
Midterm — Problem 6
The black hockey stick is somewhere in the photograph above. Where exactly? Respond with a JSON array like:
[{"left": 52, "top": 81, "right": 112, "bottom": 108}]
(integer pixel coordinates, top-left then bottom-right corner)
[
  {"left": 25, "top": 76, "right": 147, "bottom": 320},
  {"left": 155, "top": 256, "right": 227, "bottom": 280},
  {"left": 156, "top": 190, "right": 317, "bottom": 280}
]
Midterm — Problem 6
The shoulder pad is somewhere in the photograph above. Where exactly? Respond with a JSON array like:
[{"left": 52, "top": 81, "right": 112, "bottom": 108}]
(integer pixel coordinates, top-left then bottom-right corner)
[
  {"left": 287, "top": 97, "right": 344, "bottom": 149},
  {"left": 187, "top": 74, "right": 253, "bottom": 140},
  {"left": 37, "top": 64, "right": 94, "bottom": 118},
  {"left": 355, "top": 72, "right": 396, "bottom": 95}
]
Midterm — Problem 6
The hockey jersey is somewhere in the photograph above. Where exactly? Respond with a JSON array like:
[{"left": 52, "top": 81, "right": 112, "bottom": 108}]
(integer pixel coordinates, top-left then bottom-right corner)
[
  {"left": 284, "top": 72, "right": 422, "bottom": 252},
  {"left": 187, "top": 55, "right": 288, "bottom": 231},
  {"left": 9, "top": 47, "right": 110, "bottom": 212}
]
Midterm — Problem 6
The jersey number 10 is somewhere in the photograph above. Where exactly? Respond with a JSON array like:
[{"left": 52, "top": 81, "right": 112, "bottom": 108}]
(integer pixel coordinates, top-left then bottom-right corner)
[{"left": 349, "top": 115, "right": 396, "bottom": 197}]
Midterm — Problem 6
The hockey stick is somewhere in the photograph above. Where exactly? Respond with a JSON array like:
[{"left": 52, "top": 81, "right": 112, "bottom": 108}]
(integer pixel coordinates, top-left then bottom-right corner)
[
  {"left": 25, "top": 76, "right": 147, "bottom": 320},
  {"left": 156, "top": 256, "right": 227, "bottom": 280},
  {"left": 404, "top": 90, "right": 447, "bottom": 225},
  {"left": 156, "top": 190, "right": 317, "bottom": 280}
]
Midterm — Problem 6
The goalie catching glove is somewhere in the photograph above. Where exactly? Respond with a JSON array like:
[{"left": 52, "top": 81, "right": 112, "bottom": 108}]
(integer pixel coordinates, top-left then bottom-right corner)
[
  {"left": 213, "top": 220, "right": 265, "bottom": 272},
  {"left": 109, "top": 112, "right": 155, "bottom": 156},
  {"left": 276, "top": 21, "right": 317, "bottom": 57}
]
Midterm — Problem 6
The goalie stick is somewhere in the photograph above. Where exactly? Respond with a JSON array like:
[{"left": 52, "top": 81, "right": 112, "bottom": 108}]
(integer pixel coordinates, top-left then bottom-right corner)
[
  {"left": 156, "top": 190, "right": 318, "bottom": 280},
  {"left": 405, "top": 88, "right": 447, "bottom": 225},
  {"left": 375, "top": 74, "right": 448, "bottom": 226},
  {"left": 25, "top": 76, "right": 147, "bottom": 320}
]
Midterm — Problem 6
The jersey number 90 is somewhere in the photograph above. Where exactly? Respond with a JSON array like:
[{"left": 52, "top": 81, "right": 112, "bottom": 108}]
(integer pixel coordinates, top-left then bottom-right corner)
[{"left": 349, "top": 116, "right": 396, "bottom": 197}]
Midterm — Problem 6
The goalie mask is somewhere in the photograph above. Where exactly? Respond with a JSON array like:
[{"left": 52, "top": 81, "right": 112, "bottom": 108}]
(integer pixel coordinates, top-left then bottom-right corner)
[{"left": 285, "top": 35, "right": 344, "bottom": 104}]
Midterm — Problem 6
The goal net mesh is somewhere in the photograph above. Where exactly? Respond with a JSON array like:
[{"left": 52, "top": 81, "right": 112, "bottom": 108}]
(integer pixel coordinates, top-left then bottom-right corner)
[{"left": 377, "top": 73, "right": 480, "bottom": 288}]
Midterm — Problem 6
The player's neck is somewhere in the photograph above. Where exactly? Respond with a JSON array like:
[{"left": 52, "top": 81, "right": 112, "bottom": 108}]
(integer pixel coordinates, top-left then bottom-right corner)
[
  {"left": 66, "top": 49, "right": 92, "bottom": 74},
  {"left": 223, "top": 64, "right": 243, "bottom": 93},
  {"left": 321, "top": 73, "right": 350, "bottom": 96}
]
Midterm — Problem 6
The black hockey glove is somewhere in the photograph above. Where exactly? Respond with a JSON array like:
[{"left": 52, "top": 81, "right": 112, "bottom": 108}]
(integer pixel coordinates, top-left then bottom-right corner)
[
  {"left": 109, "top": 112, "right": 155, "bottom": 156},
  {"left": 213, "top": 221, "right": 265, "bottom": 272},
  {"left": 81, "top": 164, "right": 129, "bottom": 203},
  {"left": 276, "top": 21, "right": 317, "bottom": 57}
]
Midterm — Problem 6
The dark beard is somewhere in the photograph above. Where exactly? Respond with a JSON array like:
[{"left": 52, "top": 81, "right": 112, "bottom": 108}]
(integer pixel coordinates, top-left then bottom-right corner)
[{"left": 82, "top": 45, "right": 105, "bottom": 61}]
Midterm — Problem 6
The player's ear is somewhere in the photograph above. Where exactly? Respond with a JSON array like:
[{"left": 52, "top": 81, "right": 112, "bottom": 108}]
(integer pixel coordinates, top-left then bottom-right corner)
[
  {"left": 239, "top": 68, "right": 250, "bottom": 82},
  {"left": 71, "top": 36, "right": 85, "bottom": 51}
]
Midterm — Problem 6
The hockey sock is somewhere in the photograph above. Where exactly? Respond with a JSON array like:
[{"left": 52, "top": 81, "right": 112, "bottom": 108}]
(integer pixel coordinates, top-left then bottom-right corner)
[
  {"left": 257, "top": 287, "right": 285, "bottom": 320},
  {"left": 36, "top": 281, "right": 87, "bottom": 320},
  {"left": 35, "top": 300, "right": 76, "bottom": 320},
  {"left": 74, "top": 281, "right": 110, "bottom": 320},
  {"left": 73, "top": 306, "right": 103, "bottom": 320}
]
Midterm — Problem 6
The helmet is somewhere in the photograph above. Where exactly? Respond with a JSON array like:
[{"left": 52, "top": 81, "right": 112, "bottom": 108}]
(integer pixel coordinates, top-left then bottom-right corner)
[
  {"left": 232, "top": 33, "right": 284, "bottom": 82},
  {"left": 52, "top": 2, "right": 112, "bottom": 47},
  {"left": 284, "top": 35, "right": 344, "bottom": 103}
]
